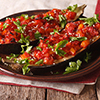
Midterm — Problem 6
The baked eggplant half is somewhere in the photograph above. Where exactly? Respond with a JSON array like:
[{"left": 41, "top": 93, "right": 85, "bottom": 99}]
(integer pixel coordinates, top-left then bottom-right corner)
[
  {"left": 0, "top": 4, "right": 86, "bottom": 47},
  {"left": 1, "top": 15, "right": 100, "bottom": 75}
]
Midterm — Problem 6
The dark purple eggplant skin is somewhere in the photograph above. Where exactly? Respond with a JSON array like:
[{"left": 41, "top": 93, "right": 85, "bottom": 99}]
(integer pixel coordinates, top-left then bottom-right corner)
[{"left": 0, "top": 39, "right": 39, "bottom": 54}]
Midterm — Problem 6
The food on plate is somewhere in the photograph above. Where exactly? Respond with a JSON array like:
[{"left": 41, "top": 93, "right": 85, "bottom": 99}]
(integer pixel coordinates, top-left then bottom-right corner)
[
  {"left": 1, "top": 14, "right": 100, "bottom": 75},
  {"left": 0, "top": 4, "right": 86, "bottom": 44}
]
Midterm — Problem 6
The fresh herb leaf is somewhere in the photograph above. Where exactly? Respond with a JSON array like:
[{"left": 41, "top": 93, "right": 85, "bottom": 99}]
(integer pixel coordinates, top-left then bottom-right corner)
[
  {"left": 14, "top": 24, "right": 27, "bottom": 33},
  {"left": 16, "top": 58, "right": 29, "bottom": 64},
  {"left": 48, "top": 44, "right": 54, "bottom": 49},
  {"left": 58, "top": 15, "right": 66, "bottom": 28},
  {"left": 79, "top": 14, "right": 100, "bottom": 26},
  {"left": 46, "top": 40, "right": 49, "bottom": 44},
  {"left": 43, "top": 14, "right": 54, "bottom": 21},
  {"left": 14, "top": 58, "right": 30, "bottom": 75},
  {"left": 18, "top": 34, "right": 30, "bottom": 45},
  {"left": 31, "top": 15, "right": 35, "bottom": 19},
  {"left": 14, "top": 20, "right": 27, "bottom": 33},
  {"left": 67, "top": 4, "right": 77, "bottom": 12},
  {"left": 56, "top": 49, "right": 66, "bottom": 56},
  {"left": 19, "top": 34, "right": 32, "bottom": 53},
  {"left": 13, "top": 20, "right": 20, "bottom": 26},
  {"left": 26, "top": 46, "right": 32, "bottom": 53},
  {"left": 35, "top": 59, "right": 43, "bottom": 65},
  {"left": 6, "top": 53, "right": 19, "bottom": 60},
  {"left": 34, "top": 31, "right": 41, "bottom": 39},
  {"left": 84, "top": 52, "right": 91, "bottom": 63},
  {"left": 70, "top": 37, "right": 87, "bottom": 41},
  {"left": 55, "top": 40, "right": 68, "bottom": 51},
  {"left": 61, "top": 10, "right": 66, "bottom": 13},
  {"left": 21, "top": 45, "right": 32, "bottom": 54},
  {"left": 3, "top": 23, "right": 9, "bottom": 30},
  {"left": 22, "top": 63, "right": 30, "bottom": 75},
  {"left": 36, "top": 46, "right": 42, "bottom": 51},
  {"left": 50, "top": 29, "right": 60, "bottom": 35},
  {"left": 55, "top": 40, "right": 68, "bottom": 56},
  {"left": 21, "top": 14, "right": 29, "bottom": 20},
  {"left": 21, "top": 45, "right": 26, "bottom": 53},
  {"left": 63, "top": 59, "right": 82, "bottom": 74},
  {"left": 6, "top": 17, "right": 11, "bottom": 20}
]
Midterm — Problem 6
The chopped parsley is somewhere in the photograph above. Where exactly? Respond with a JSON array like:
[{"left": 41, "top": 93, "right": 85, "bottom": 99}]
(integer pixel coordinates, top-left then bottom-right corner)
[
  {"left": 36, "top": 46, "right": 42, "bottom": 51},
  {"left": 79, "top": 14, "right": 100, "bottom": 26},
  {"left": 3, "top": 23, "right": 9, "bottom": 30},
  {"left": 63, "top": 59, "right": 82, "bottom": 74},
  {"left": 58, "top": 15, "right": 66, "bottom": 28},
  {"left": 34, "top": 31, "right": 41, "bottom": 39},
  {"left": 55, "top": 40, "right": 68, "bottom": 56},
  {"left": 21, "top": 14, "right": 29, "bottom": 20},
  {"left": 67, "top": 4, "right": 77, "bottom": 12},
  {"left": 50, "top": 29, "right": 60, "bottom": 35},
  {"left": 70, "top": 36, "right": 87, "bottom": 41},
  {"left": 84, "top": 52, "right": 91, "bottom": 63},
  {"left": 6, "top": 53, "right": 19, "bottom": 60},
  {"left": 43, "top": 14, "right": 54, "bottom": 21},
  {"left": 18, "top": 34, "right": 30, "bottom": 45},
  {"left": 35, "top": 59, "right": 43, "bottom": 65}
]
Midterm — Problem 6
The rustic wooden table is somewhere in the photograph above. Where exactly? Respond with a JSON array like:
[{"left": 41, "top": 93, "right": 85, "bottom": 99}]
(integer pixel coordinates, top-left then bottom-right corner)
[{"left": 0, "top": 77, "right": 99, "bottom": 100}]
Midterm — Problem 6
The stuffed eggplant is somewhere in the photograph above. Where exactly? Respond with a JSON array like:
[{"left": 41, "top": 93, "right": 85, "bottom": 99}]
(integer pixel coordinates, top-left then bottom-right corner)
[
  {"left": 0, "top": 4, "right": 86, "bottom": 45},
  {"left": 1, "top": 14, "right": 100, "bottom": 75}
]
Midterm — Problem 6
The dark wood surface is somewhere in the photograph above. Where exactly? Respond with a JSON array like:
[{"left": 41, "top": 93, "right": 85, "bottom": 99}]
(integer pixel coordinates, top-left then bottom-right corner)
[{"left": 0, "top": 77, "right": 99, "bottom": 100}]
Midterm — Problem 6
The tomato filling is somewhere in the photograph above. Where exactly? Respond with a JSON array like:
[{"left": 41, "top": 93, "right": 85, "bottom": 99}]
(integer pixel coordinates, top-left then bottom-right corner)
[
  {"left": 0, "top": 8, "right": 76, "bottom": 44},
  {"left": 19, "top": 20, "right": 100, "bottom": 66}
]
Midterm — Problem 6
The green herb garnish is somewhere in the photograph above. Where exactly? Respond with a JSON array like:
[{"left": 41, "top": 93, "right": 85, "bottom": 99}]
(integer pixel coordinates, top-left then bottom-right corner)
[
  {"left": 50, "top": 29, "right": 60, "bottom": 35},
  {"left": 70, "top": 36, "right": 87, "bottom": 41},
  {"left": 55, "top": 40, "right": 68, "bottom": 56},
  {"left": 13, "top": 20, "right": 20, "bottom": 26},
  {"left": 36, "top": 46, "right": 42, "bottom": 51},
  {"left": 34, "top": 31, "right": 41, "bottom": 39},
  {"left": 48, "top": 44, "right": 54, "bottom": 49},
  {"left": 35, "top": 59, "right": 43, "bottom": 65},
  {"left": 14, "top": 24, "right": 27, "bottom": 33},
  {"left": 79, "top": 14, "right": 100, "bottom": 26},
  {"left": 14, "top": 58, "right": 31, "bottom": 75},
  {"left": 22, "top": 63, "right": 30, "bottom": 75},
  {"left": 67, "top": 4, "right": 77, "bottom": 12},
  {"left": 6, "top": 53, "right": 19, "bottom": 60},
  {"left": 3, "top": 23, "right": 9, "bottom": 30},
  {"left": 26, "top": 46, "right": 32, "bottom": 53},
  {"left": 58, "top": 15, "right": 66, "bottom": 28},
  {"left": 31, "top": 15, "right": 35, "bottom": 19},
  {"left": 46, "top": 40, "right": 49, "bottom": 44},
  {"left": 14, "top": 20, "right": 27, "bottom": 33},
  {"left": 18, "top": 34, "right": 30, "bottom": 45},
  {"left": 63, "top": 59, "right": 82, "bottom": 74},
  {"left": 43, "top": 14, "right": 54, "bottom": 21},
  {"left": 84, "top": 52, "right": 91, "bottom": 63},
  {"left": 21, "top": 14, "right": 29, "bottom": 20}
]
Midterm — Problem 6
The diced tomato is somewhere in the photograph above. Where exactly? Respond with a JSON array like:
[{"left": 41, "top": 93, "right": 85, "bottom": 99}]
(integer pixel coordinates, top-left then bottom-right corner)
[
  {"left": 0, "top": 22, "right": 3, "bottom": 28},
  {"left": 78, "top": 24, "right": 84, "bottom": 30},
  {"left": 43, "top": 56, "right": 54, "bottom": 65},
  {"left": 81, "top": 40, "right": 90, "bottom": 48},
  {"left": 66, "top": 11, "right": 76, "bottom": 20},
  {"left": 70, "top": 47, "right": 76, "bottom": 55},
  {"left": 20, "top": 52, "right": 30, "bottom": 59},
  {"left": 76, "top": 30, "right": 85, "bottom": 37}
]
